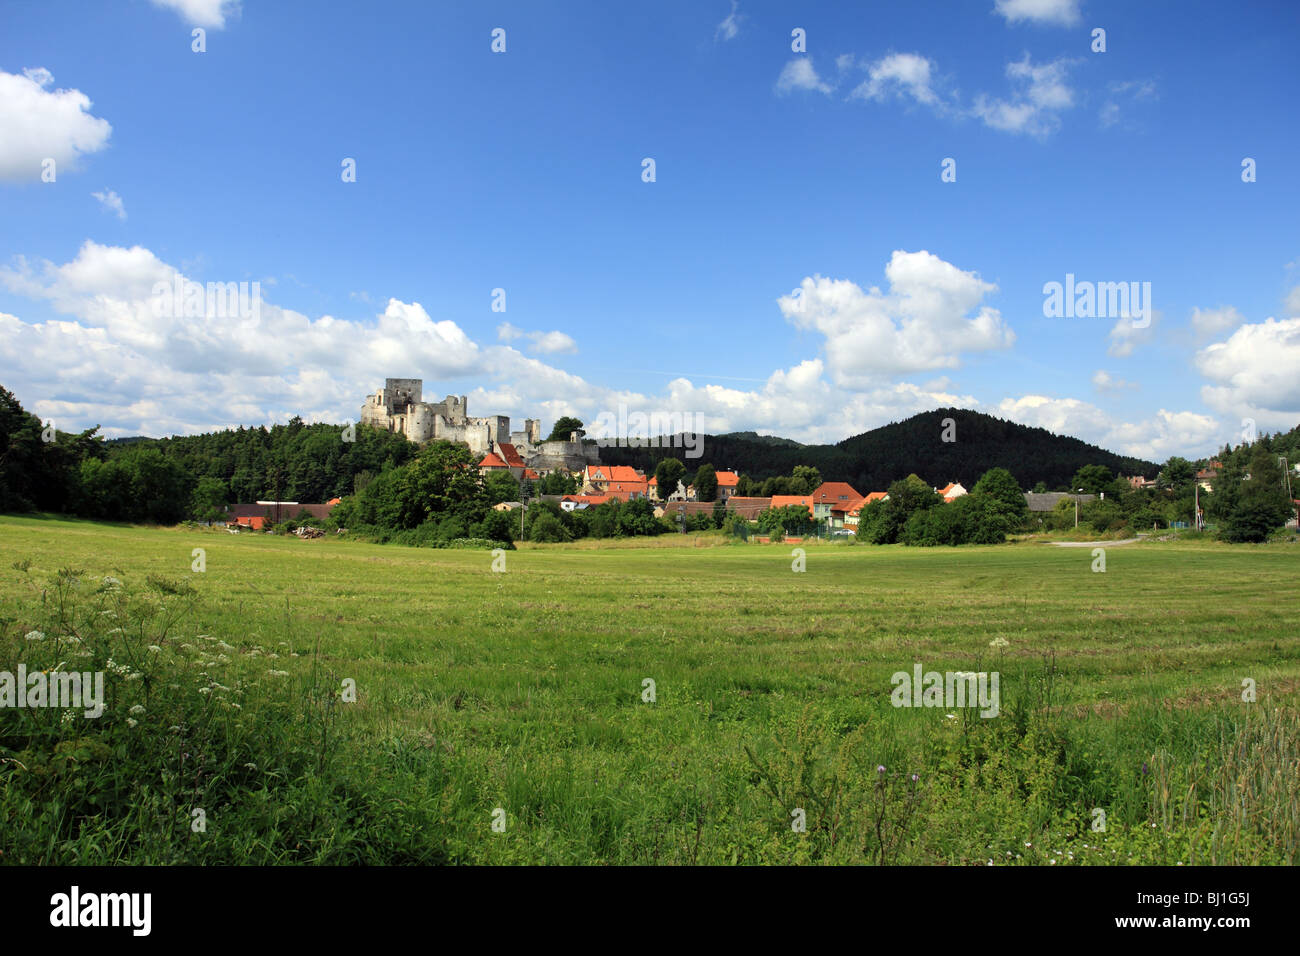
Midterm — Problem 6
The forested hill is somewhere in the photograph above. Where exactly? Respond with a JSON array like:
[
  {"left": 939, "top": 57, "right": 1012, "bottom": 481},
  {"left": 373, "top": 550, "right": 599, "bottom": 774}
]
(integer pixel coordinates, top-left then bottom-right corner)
[
  {"left": 834, "top": 408, "right": 1158, "bottom": 491},
  {"left": 596, "top": 407, "right": 1160, "bottom": 491}
]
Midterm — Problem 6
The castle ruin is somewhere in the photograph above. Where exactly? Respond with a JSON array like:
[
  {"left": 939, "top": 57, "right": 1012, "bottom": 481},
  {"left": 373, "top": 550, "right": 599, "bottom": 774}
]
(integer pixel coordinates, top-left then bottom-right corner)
[{"left": 361, "top": 378, "right": 598, "bottom": 474}]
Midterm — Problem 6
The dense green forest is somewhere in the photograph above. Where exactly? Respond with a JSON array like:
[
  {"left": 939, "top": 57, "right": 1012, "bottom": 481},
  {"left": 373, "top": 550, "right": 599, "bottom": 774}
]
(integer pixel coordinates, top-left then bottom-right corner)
[
  {"left": 598, "top": 407, "right": 1162, "bottom": 491},
  {"left": 0, "top": 386, "right": 413, "bottom": 521}
]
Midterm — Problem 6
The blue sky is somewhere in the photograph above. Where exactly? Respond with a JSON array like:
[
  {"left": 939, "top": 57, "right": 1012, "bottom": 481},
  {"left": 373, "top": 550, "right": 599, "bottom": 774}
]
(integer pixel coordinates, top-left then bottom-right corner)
[{"left": 1, "top": 0, "right": 1297, "bottom": 461}]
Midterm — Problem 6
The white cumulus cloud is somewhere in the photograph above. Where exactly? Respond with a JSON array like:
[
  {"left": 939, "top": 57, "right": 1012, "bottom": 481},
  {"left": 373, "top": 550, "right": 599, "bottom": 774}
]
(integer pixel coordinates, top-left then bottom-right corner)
[
  {"left": 777, "top": 250, "right": 1014, "bottom": 387},
  {"left": 994, "top": 395, "right": 1219, "bottom": 462},
  {"left": 852, "top": 53, "right": 942, "bottom": 108},
  {"left": 0, "top": 69, "right": 112, "bottom": 182},
  {"left": 973, "top": 56, "right": 1077, "bottom": 137},
  {"left": 496, "top": 322, "right": 578, "bottom": 355},
  {"left": 993, "top": 0, "right": 1081, "bottom": 27},
  {"left": 149, "top": 0, "right": 240, "bottom": 29},
  {"left": 776, "top": 58, "right": 833, "bottom": 95},
  {"left": 1196, "top": 317, "right": 1300, "bottom": 428}
]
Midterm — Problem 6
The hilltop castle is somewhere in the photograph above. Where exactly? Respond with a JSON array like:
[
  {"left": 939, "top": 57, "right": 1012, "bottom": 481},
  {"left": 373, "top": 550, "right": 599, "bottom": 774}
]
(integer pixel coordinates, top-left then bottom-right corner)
[{"left": 361, "top": 378, "right": 598, "bottom": 474}]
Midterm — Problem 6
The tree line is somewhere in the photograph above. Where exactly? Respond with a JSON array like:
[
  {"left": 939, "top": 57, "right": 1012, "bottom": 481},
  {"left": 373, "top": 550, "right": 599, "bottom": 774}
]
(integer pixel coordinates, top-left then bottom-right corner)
[{"left": 3, "top": 384, "right": 1295, "bottom": 545}]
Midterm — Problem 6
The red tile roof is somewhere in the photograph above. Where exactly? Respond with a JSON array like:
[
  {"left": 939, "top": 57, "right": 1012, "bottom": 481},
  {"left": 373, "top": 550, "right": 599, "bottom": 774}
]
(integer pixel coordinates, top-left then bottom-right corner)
[
  {"left": 523, "top": 468, "right": 540, "bottom": 480},
  {"left": 811, "top": 482, "right": 862, "bottom": 506},
  {"left": 586, "top": 464, "right": 642, "bottom": 483},
  {"left": 847, "top": 492, "right": 888, "bottom": 515},
  {"left": 769, "top": 495, "right": 814, "bottom": 518},
  {"left": 716, "top": 471, "right": 739, "bottom": 487},
  {"left": 604, "top": 480, "right": 648, "bottom": 501},
  {"left": 478, "top": 452, "right": 508, "bottom": 469},
  {"left": 724, "top": 496, "right": 770, "bottom": 518},
  {"left": 496, "top": 443, "right": 526, "bottom": 468},
  {"left": 563, "top": 494, "right": 612, "bottom": 506}
]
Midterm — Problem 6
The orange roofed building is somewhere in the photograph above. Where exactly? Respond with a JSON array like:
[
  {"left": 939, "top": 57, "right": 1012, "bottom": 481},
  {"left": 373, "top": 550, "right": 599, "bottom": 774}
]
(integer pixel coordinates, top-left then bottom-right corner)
[
  {"left": 477, "top": 451, "right": 509, "bottom": 475},
  {"left": 769, "top": 495, "right": 815, "bottom": 519},
  {"left": 845, "top": 492, "right": 888, "bottom": 532},
  {"left": 715, "top": 470, "right": 740, "bottom": 500},
  {"left": 583, "top": 464, "right": 643, "bottom": 494},
  {"left": 810, "top": 481, "right": 862, "bottom": 528},
  {"left": 603, "top": 479, "right": 648, "bottom": 502},
  {"left": 935, "top": 482, "right": 967, "bottom": 503}
]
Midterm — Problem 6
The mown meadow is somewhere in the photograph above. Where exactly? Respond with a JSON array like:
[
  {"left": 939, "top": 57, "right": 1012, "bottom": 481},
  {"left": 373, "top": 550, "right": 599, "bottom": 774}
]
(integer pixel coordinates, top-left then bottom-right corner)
[{"left": 1, "top": 513, "right": 1297, "bottom": 865}]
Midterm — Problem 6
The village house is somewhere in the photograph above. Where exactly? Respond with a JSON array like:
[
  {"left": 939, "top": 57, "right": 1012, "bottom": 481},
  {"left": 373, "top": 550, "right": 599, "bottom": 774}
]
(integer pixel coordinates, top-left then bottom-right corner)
[
  {"left": 477, "top": 450, "right": 510, "bottom": 476},
  {"left": 810, "top": 481, "right": 863, "bottom": 528},
  {"left": 583, "top": 464, "right": 642, "bottom": 494},
  {"left": 603, "top": 479, "right": 648, "bottom": 502},
  {"left": 1196, "top": 461, "right": 1223, "bottom": 492},
  {"left": 561, "top": 494, "right": 612, "bottom": 511},
  {"left": 715, "top": 470, "right": 740, "bottom": 500},
  {"left": 769, "top": 494, "right": 815, "bottom": 520},
  {"left": 724, "top": 496, "right": 772, "bottom": 520},
  {"left": 845, "top": 491, "right": 888, "bottom": 531},
  {"left": 935, "top": 482, "right": 967, "bottom": 503}
]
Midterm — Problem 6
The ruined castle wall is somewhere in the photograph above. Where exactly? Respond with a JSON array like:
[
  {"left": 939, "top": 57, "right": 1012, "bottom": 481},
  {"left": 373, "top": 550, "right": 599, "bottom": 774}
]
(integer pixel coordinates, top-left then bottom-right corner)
[
  {"left": 384, "top": 378, "right": 423, "bottom": 408},
  {"left": 360, "top": 394, "right": 389, "bottom": 428},
  {"left": 433, "top": 417, "right": 493, "bottom": 456},
  {"left": 527, "top": 439, "right": 599, "bottom": 473},
  {"left": 406, "top": 404, "right": 437, "bottom": 443}
]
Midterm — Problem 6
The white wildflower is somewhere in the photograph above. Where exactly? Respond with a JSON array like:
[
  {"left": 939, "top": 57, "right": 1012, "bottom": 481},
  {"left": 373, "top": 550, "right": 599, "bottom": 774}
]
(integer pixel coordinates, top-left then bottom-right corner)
[{"left": 24, "top": 630, "right": 45, "bottom": 642}]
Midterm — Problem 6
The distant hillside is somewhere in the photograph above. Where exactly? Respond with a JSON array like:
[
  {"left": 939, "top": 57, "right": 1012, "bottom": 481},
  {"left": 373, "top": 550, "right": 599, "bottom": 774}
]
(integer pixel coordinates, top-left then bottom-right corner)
[
  {"left": 597, "top": 407, "right": 1159, "bottom": 491},
  {"left": 833, "top": 408, "right": 1157, "bottom": 492}
]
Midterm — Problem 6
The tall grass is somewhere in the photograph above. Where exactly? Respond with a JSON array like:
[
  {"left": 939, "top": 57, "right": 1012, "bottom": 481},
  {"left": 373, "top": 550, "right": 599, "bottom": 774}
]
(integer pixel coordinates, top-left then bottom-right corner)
[{"left": 1, "top": 515, "right": 1297, "bottom": 865}]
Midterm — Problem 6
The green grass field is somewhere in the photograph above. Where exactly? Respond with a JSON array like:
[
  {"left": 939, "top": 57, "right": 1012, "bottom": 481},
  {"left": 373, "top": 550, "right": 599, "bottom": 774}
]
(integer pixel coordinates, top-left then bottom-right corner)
[{"left": 2, "top": 514, "right": 1297, "bottom": 865}]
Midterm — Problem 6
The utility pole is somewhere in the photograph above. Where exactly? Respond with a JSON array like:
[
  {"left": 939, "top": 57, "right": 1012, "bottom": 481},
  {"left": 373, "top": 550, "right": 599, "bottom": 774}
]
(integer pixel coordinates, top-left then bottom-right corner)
[
  {"left": 519, "top": 476, "right": 529, "bottom": 541},
  {"left": 1281, "top": 457, "right": 1294, "bottom": 524}
]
